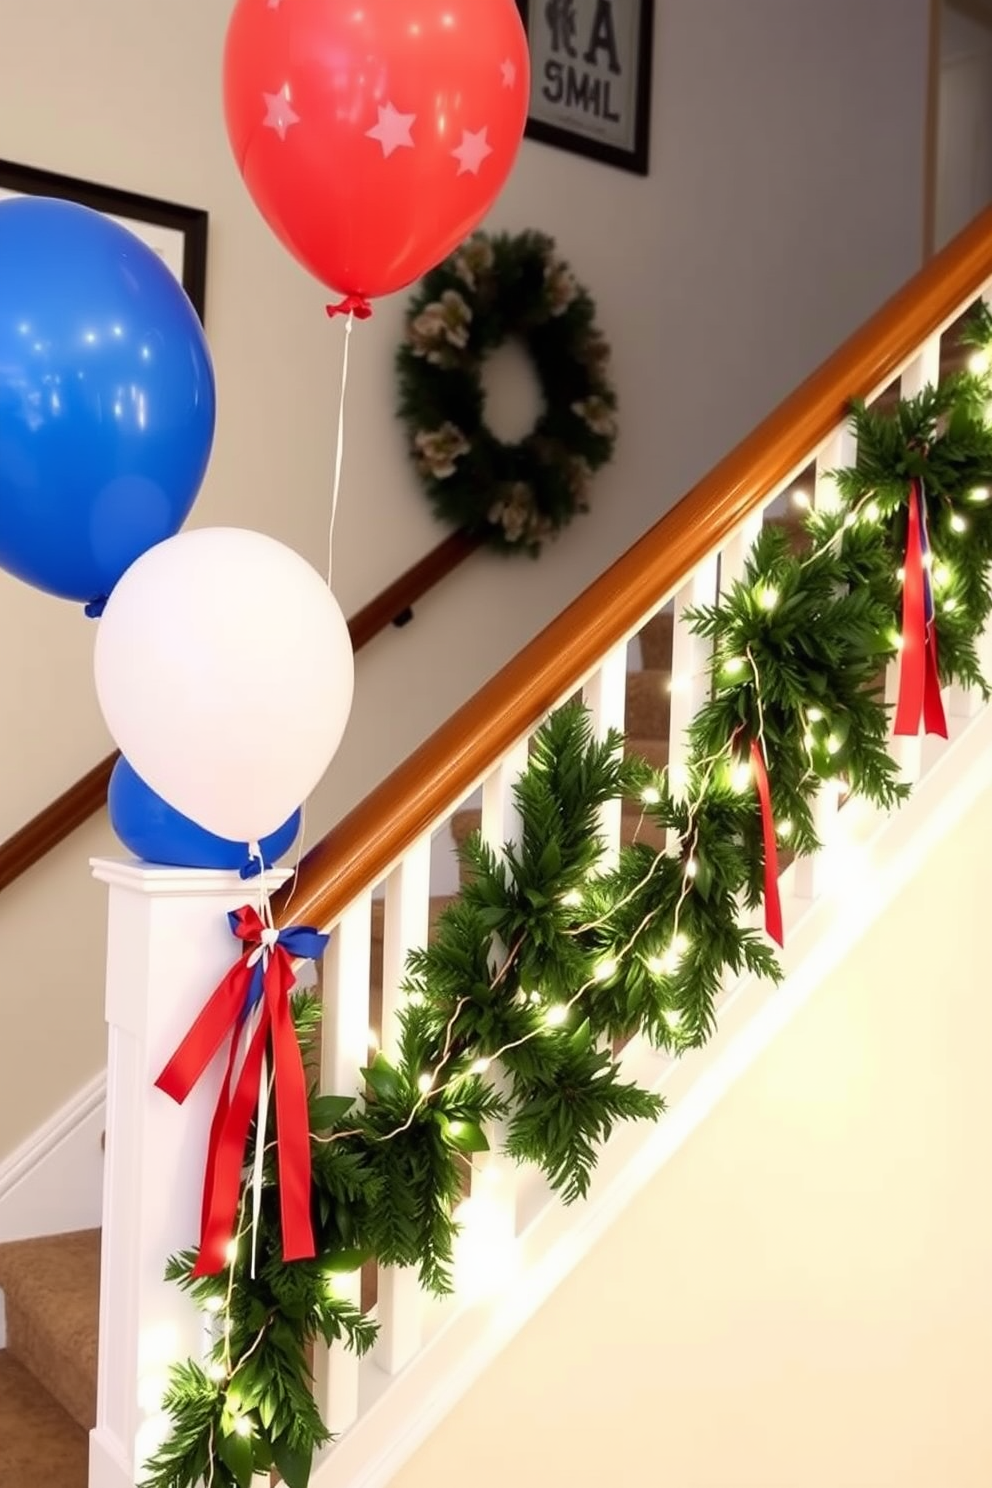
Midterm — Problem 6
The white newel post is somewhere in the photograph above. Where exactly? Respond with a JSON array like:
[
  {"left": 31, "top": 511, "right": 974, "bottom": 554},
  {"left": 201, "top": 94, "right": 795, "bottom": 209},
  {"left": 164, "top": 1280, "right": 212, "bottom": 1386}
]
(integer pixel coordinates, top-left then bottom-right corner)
[{"left": 88, "top": 859, "right": 291, "bottom": 1488}]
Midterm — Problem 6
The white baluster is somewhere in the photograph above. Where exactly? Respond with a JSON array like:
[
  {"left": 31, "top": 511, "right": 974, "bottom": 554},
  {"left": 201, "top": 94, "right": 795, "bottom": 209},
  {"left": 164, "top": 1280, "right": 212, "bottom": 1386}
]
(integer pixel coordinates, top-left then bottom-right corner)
[
  {"left": 583, "top": 641, "right": 629, "bottom": 869},
  {"left": 668, "top": 558, "right": 719, "bottom": 799},
  {"left": 793, "top": 425, "right": 856, "bottom": 901},
  {"left": 374, "top": 838, "right": 431, "bottom": 1376},
  {"left": 887, "top": 333, "right": 943, "bottom": 782},
  {"left": 313, "top": 892, "right": 372, "bottom": 1436},
  {"left": 719, "top": 510, "right": 764, "bottom": 592},
  {"left": 88, "top": 861, "right": 292, "bottom": 1488},
  {"left": 474, "top": 737, "right": 530, "bottom": 1243}
]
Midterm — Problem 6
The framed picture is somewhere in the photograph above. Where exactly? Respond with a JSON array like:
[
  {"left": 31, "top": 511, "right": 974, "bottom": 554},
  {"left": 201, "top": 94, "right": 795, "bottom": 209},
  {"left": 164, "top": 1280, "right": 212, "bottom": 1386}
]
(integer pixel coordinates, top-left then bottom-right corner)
[
  {"left": 0, "top": 158, "right": 208, "bottom": 321},
  {"left": 516, "top": 0, "right": 654, "bottom": 176}
]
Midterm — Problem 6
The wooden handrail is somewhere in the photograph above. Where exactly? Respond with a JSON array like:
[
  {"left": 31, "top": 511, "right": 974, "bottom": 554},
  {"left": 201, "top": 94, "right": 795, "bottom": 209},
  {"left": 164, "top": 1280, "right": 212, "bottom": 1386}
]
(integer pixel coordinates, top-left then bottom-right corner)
[
  {"left": 0, "top": 528, "right": 480, "bottom": 895},
  {"left": 277, "top": 204, "right": 992, "bottom": 931}
]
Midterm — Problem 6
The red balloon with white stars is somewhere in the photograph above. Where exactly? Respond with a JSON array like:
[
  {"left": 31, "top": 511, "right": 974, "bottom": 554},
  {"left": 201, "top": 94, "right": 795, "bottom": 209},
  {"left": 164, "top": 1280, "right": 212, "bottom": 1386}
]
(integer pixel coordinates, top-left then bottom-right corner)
[{"left": 223, "top": 0, "right": 531, "bottom": 305}]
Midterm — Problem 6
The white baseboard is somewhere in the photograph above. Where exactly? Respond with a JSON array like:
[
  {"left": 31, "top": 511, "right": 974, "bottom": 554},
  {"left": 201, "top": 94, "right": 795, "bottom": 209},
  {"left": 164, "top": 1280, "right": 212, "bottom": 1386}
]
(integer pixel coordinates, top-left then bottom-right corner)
[{"left": 0, "top": 1072, "right": 106, "bottom": 1248}]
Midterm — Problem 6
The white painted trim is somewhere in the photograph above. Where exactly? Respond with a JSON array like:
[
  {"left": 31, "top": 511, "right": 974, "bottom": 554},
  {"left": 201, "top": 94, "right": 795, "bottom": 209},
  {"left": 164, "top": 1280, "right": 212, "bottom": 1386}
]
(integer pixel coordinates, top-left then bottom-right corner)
[
  {"left": 0, "top": 1071, "right": 106, "bottom": 1251},
  {"left": 312, "top": 695, "right": 992, "bottom": 1488}
]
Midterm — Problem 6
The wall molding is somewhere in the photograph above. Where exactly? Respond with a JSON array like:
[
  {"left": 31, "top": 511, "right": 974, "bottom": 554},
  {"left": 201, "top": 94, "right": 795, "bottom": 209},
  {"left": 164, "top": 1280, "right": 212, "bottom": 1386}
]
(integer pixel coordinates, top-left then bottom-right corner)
[{"left": 0, "top": 1072, "right": 106, "bottom": 1246}]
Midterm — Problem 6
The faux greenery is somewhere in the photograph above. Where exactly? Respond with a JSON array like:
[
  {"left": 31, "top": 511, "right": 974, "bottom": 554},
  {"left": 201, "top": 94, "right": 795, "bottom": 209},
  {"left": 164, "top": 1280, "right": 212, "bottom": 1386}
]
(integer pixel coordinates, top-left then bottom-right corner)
[
  {"left": 144, "top": 313, "right": 992, "bottom": 1488},
  {"left": 396, "top": 229, "right": 617, "bottom": 556}
]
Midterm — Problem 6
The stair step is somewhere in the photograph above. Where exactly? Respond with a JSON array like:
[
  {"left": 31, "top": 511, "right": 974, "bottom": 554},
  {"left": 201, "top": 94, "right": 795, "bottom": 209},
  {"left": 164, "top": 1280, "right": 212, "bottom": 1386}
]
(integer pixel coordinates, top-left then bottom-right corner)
[
  {"left": 0, "top": 1349, "right": 88, "bottom": 1487},
  {"left": 0, "top": 1229, "right": 100, "bottom": 1433}
]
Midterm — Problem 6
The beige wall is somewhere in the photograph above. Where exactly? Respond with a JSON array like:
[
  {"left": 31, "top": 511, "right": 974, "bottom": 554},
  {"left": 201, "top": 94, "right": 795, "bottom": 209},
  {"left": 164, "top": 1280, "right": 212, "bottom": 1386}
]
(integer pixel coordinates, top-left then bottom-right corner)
[
  {"left": 390, "top": 774, "right": 992, "bottom": 1488},
  {"left": 0, "top": 0, "right": 931, "bottom": 1156}
]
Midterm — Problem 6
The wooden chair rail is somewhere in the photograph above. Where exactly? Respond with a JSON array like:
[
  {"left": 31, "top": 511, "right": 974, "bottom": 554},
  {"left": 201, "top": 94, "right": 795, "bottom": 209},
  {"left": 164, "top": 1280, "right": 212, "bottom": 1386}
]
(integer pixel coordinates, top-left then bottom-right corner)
[
  {"left": 276, "top": 205, "right": 992, "bottom": 931},
  {"left": 0, "top": 527, "right": 480, "bottom": 895}
]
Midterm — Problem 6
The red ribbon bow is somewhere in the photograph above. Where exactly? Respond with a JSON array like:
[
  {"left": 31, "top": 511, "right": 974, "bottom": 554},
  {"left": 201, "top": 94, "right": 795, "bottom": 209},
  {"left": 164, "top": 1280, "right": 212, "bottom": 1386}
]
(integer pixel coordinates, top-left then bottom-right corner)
[
  {"left": 156, "top": 906, "right": 325, "bottom": 1277},
  {"left": 750, "top": 739, "right": 784, "bottom": 947},
  {"left": 894, "top": 478, "right": 947, "bottom": 739}
]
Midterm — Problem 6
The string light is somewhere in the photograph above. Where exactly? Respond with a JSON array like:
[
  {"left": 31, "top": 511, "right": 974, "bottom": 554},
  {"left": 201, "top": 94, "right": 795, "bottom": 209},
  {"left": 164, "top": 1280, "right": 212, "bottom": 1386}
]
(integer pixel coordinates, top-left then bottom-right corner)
[
  {"left": 791, "top": 487, "right": 811, "bottom": 509},
  {"left": 826, "top": 734, "right": 842, "bottom": 755},
  {"left": 933, "top": 562, "right": 951, "bottom": 587},
  {"left": 944, "top": 598, "right": 958, "bottom": 613},
  {"left": 233, "top": 1417, "right": 254, "bottom": 1440},
  {"left": 843, "top": 511, "right": 857, "bottom": 528},
  {"left": 730, "top": 760, "right": 752, "bottom": 792},
  {"left": 203, "top": 1296, "right": 225, "bottom": 1316},
  {"left": 207, "top": 1362, "right": 227, "bottom": 1383},
  {"left": 685, "top": 857, "right": 699, "bottom": 878},
  {"left": 889, "top": 630, "right": 904, "bottom": 650},
  {"left": 969, "top": 485, "right": 990, "bottom": 503},
  {"left": 863, "top": 500, "right": 880, "bottom": 522},
  {"left": 896, "top": 566, "right": 906, "bottom": 582},
  {"left": 950, "top": 513, "right": 968, "bottom": 534},
  {"left": 407, "top": 990, "right": 425, "bottom": 1007},
  {"left": 417, "top": 1072, "right": 434, "bottom": 1094},
  {"left": 668, "top": 672, "right": 690, "bottom": 694},
  {"left": 544, "top": 1004, "right": 570, "bottom": 1027},
  {"left": 470, "top": 1056, "right": 492, "bottom": 1075},
  {"left": 560, "top": 889, "right": 582, "bottom": 908},
  {"left": 664, "top": 1010, "right": 683, "bottom": 1031},
  {"left": 806, "top": 707, "right": 824, "bottom": 723},
  {"left": 723, "top": 656, "right": 746, "bottom": 677},
  {"left": 968, "top": 350, "right": 991, "bottom": 374},
  {"left": 777, "top": 818, "right": 793, "bottom": 840},
  {"left": 224, "top": 1240, "right": 239, "bottom": 1266},
  {"left": 641, "top": 785, "right": 662, "bottom": 806},
  {"left": 756, "top": 585, "right": 779, "bottom": 611},
  {"left": 593, "top": 956, "right": 618, "bottom": 982}
]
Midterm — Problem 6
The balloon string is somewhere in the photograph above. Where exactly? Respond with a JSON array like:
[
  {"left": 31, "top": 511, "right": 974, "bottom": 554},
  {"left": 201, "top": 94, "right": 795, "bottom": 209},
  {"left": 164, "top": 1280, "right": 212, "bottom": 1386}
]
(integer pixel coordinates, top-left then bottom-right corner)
[{"left": 328, "top": 311, "right": 355, "bottom": 589}]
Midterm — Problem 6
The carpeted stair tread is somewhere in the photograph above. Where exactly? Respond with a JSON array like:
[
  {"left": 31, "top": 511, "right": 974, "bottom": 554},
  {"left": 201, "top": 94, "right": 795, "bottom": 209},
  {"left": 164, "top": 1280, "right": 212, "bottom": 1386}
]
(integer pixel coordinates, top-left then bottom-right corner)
[
  {"left": 0, "top": 1228, "right": 100, "bottom": 1432},
  {"left": 0, "top": 1349, "right": 88, "bottom": 1486}
]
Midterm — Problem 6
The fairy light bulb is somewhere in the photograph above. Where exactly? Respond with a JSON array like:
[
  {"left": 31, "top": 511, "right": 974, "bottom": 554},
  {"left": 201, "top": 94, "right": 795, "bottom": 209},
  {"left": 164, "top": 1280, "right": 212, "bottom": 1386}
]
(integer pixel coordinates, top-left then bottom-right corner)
[
  {"left": 544, "top": 1004, "right": 569, "bottom": 1028},
  {"left": 756, "top": 585, "right": 779, "bottom": 611},
  {"left": 641, "top": 785, "right": 662, "bottom": 806},
  {"left": 944, "top": 598, "right": 958, "bottom": 613},
  {"left": 225, "top": 1239, "right": 239, "bottom": 1266},
  {"left": 233, "top": 1417, "right": 254, "bottom": 1439},
  {"left": 207, "top": 1362, "right": 227, "bottom": 1383},
  {"left": 417, "top": 1072, "right": 434, "bottom": 1095},
  {"left": 863, "top": 501, "right": 880, "bottom": 523},
  {"left": 407, "top": 989, "right": 425, "bottom": 1007},
  {"left": 723, "top": 656, "right": 746, "bottom": 677},
  {"left": 889, "top": 630, "right": 904, "bottom": 651},
  {"left": 950, "top": 513, "right": 968, "bottom": 534},
  {"left": 561, "top": 888, "right": 582, "bottom": 908},
  {"left": 969, "top": 485, "right": 990, "bottom": 503},
  {"left": 203, "top": 1296, "right": 225, "bottom": 1316},
  {"left": 843, "top": 511, "right": 857, "bottom": 528},
  {"left": 791, "top": 487, "right": 811, "bottom": 509},
  {"left": 664, "top": 1010, "right": 683, "bottom": 1031},
  {"left": 470, "top": 1057, "right": 492, "bottom": 1075},
  {"left": 826, "top": 734, "right": 842, "bottom": 755},
  {"left": 777, "top": 818, "right": 793, "bottom": 840},
  {"left": 685, "top": 857, "right": 699, "bottom": 879},
  {"left": 730, "top": 761, "right": 752, "bottom": 793},
  {"left": 806, "top": 707, "right": 824, "bottom": 723},
  {"left": 896, "top": 566, "right": 906, "bottom": 582},
  {"left": 932, "top": 562, "right": 951, "bottom": 587},
  {"left": 968, "top": 350, "right": 991, "bottom": 374},
  {"left": 646, "top": 955, "right": 665, "bottom": 976},
  {"left": 594, "top": 956, "right": 618, "bottom": 982}
]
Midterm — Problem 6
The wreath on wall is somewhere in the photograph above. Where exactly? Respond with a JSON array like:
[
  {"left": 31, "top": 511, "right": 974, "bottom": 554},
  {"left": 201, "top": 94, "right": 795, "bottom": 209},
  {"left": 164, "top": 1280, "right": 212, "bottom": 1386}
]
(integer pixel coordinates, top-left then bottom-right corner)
[{"left": 397, "top": 230, "right": 618, "bottom": 556}]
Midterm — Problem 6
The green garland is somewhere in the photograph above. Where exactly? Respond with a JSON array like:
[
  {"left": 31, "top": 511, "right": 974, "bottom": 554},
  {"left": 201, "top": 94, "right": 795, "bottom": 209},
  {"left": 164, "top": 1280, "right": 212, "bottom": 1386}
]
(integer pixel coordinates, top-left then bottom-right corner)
[
  {"left": 396, "top": 230, "right": 617, "bottom": 556},
  {"left": 144, "top": 311, "right": 992, "bottom": 1488}
]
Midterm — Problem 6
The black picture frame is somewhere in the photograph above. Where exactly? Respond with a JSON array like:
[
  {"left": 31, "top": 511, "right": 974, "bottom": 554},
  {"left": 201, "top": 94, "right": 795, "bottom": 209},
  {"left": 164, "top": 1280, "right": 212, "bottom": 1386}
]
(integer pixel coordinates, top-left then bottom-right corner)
[
  {"left": 0, "top": 158, "right": 209, "bottom": 322},
  {"left": 516, "top": 0, "right": 654, "bottom": 176}
]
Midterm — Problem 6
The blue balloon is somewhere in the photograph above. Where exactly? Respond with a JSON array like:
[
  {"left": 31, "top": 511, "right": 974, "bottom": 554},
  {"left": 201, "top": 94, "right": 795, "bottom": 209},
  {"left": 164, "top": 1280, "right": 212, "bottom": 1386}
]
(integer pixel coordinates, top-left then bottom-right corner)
[
  {"left": 0, "top": 196, "right": 216, "bottom": 606},
  {"left": 108, "top": 756, "right": 302, "bottom": 873}
]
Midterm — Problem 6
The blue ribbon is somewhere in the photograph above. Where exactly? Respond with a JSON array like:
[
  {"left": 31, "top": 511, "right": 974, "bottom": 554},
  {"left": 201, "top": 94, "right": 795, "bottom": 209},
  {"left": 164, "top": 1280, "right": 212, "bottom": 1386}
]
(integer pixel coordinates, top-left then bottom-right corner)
[{"left": 228, "top": 909, "right": 329, "bottom": 1019}]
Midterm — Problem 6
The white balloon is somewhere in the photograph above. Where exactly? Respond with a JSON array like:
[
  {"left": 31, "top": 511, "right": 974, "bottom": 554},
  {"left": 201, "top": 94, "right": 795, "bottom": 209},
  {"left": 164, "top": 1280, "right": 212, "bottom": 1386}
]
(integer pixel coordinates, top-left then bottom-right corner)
[{"left": 94, "top": 527, "right": 354, "bottom": 843}]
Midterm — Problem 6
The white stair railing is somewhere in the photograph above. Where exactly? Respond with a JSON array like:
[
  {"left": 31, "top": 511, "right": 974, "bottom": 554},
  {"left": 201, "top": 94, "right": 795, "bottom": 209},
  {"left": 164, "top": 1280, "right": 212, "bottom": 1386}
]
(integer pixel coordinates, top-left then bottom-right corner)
[{"left": 88, "top": 232, "right": 992, "bottom": 1488}]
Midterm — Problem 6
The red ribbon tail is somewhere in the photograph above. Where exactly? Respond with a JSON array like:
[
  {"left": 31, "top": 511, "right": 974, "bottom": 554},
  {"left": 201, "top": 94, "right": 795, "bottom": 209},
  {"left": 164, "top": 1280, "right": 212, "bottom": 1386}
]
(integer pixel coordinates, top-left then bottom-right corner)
[
  {"left": 923, "top": 622, "right": 948, "bottom": 739},
  {"left": 267, "top": 950, "right": 315, "bottom": 1263},
  {"left": 894, "top": 481, "right": 947, "bottom": 738},
  {"left": 155, "top": 962, "right": 254, "bottom": 1104},
  {"left": 750, "top": 740, "right": 784, "bottom": 948},
  {"left": 326, "top": 294, "right": 373, "bottom": 321},
  {"left": 192, "top": 1012, "right": 271, "bottom": 1277}
]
